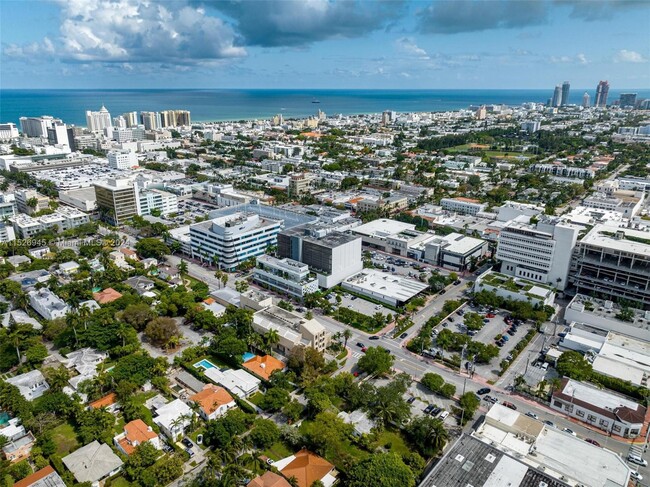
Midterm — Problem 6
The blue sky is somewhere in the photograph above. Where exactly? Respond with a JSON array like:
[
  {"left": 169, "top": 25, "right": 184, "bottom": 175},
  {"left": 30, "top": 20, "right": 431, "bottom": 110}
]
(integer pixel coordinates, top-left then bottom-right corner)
[{"left": 1, "top": 0, "right": 649, "bottom": 89}]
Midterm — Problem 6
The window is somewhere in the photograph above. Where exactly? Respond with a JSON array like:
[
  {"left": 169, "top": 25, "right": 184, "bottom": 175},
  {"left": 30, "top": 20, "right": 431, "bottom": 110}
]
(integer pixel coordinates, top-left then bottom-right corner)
[
  {"left": 553, "top": 400, "right": 562, "bottom": 408},
  {"left": 576, "top": 410, "right": 585, "bottom": 418},
  {"left": 587, "top": 415, "right": 596, "bottom": 422},
  {"left": 612, "top": 425, "right": 621, "bottom": 433},
  {"left": 599, "top": 419, "right": 609, "bottom": 427}
]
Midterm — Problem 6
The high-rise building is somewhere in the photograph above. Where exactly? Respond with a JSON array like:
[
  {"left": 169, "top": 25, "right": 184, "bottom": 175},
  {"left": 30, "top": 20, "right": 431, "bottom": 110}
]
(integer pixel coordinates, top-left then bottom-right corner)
[
  {"left": 107, "top": 150, "right": 138, "bottom": 169},
  {"left": 19, "top": 116, "right": 60, "bottom": 138},
  {"left": 85, "top": 105, "right": 112, "bottom": 132},
  {"left": 582, "top": 92, "right": 590, "bottom": 108},
  {"left": 140, "top": 111, "right": 161, "bottom": 131},
  {"left": 595, "top": 80, "right": 610, "bottom": 107},
  {"left": 551, "top": 85, "right": 562, "bottom": 107},
  {"left": 113, "top": 116, "right": 127, "bottom": 129},
  {"left": 159, "top": 110, "right": 191, "bottom": 127},
  {"left": 122, "top": 112, "right": 139, "bottom": 128},
  {"left": 0, "top": 123, "right": 19, "bottom": 140},
  {"left": 619, "top": 93, "right": 637, "bottom": 108},
  {"left": 495, "top": 216, "right": 581, "bottom": 291},
  {"left": 46, "top": 122, "right": 76, "bottom": 151},
  {"left": 93, "top": 178, "right": 138, "bottom": 225},
  {"left": 560, "top": 81, "right": 571, "bottom": 106}
]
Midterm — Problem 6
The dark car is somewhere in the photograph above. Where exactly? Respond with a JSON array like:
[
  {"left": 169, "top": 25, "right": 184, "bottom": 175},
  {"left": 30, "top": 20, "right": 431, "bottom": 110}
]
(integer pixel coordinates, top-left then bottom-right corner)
[
  {"left": 507, "top": 329, "right": 516, "bottom": 336},
  {"left": 584, "top": 438, "right": 601, "bottom": 447},
  {"left": 454, "top": 280, "right": 461, "bottom": 285},
  {"left": 400, "top": 332, "right": 408, "bottom": 339},
  {"left": 423, "top": 404, "right": 434, "bottom": 414},
  {"left": 182, "top": 438, "right": 193, "bottom": 449},
  {"left": 356, "top": 342, "right": 364, "bottom": 348},
  {"left": 430, "top": 407, "right": 441, "bottom": 416},
  {"left": 369, "top": 336, "right": 380, "bottom": 340},
  {"left": 185, "top": 448, "right": 194, "bottom": 457},
  {"left": 477, "top": 387, "right": 491, "bottom": 395},
  {"left": 407, "top": 397, "right": 416, "bottom": 404},
  {"left": 449, "top": 317, "right": 454, "bottom": 322},
  {"left": 439, "top": 289, "right": 446, "bottom": 294},
  {"left": 502, "top": 401, "right": 517, "bottom": 410},
  {"left": 496, "top": 341, "right": 504, "bottom": 347}
]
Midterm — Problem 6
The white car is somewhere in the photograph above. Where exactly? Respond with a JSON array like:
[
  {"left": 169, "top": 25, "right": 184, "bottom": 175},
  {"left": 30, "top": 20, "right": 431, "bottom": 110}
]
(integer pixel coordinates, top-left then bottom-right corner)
[
  {"left": 628, "top": 454, "right": 648, "bottom": 467},
  {"left": 630, "top": 471, "right": 643, "bottom": 482},
  {"left": 562, "top": 428, "right": 577, "bottom": 437}
]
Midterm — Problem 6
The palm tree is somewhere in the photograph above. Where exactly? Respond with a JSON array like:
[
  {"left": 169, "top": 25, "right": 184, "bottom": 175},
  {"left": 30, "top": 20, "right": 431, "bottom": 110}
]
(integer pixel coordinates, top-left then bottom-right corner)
[
  {"left": 78, "top": 304, "right": 92, "bottom": 330},
  {"left": 423, "top": 418, "right": 449, "bottom": 455},
  {"left": 116, "top": 323, "right": 130, "bottom": 347},
  {"left": 178, "top": 260, "right": 188, "bottom": 275},
  {"left": 265, "top": 329, "right": 280, "bottom": 352},
  {"left": 343, "top": 328, "right": 352, "bottom": 348},
  {"left": 66, "top": 312, "right": 80, "bottom": 347},
  {"left": 44, "top": 366, "right": 71, "bottom": 392},
  {"left": 12, "top": 291, "right": 29, "bottom": 311}
]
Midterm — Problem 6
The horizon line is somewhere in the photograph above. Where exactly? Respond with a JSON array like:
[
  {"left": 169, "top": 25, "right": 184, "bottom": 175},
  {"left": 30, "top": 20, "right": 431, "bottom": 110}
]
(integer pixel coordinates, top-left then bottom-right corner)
[{"left": 2, "top": 87, "right": 648, "bottom": 91}]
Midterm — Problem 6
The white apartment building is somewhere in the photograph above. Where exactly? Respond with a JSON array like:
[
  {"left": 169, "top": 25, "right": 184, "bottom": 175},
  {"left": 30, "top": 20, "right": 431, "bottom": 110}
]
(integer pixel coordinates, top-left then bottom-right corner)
[
  {"left": 530, "top": 163, "right": 595, "bottom": 179},
  {"left": 114, "top": 127, "right": 145, "bottom": 143},
  {"left": 253, "top": 255, "right": 318, "bottom": 299},
  {"left": 137, "top": 189, "right": 178, "bottom": 216},
  {"left": 14, "top": 189, "right": 49, "bottom": 215},
  {"left": 85, "top": 105, "right": 112, "bottom": 132},
  {"left": 19, "top": 116, "right": 60, "bottom": 138},
  {"left": 189, "top": 213, "right": 282, "bottom": 270},
  {"left": 10, "top": 206, "right": 90, "bottom": 238},
  {"left": 252, "top": 305, "right": 331, "bottom": 354},
  {"left": 0, "top": 123, "right": 19, "bottom": 140},
  {"left": 440, "top": 197, "right": 487, "bottom": 215},
  {"left": 108, "top": 150, "right": 138, "bottom": 170},
  {"left": 28, "top": 288, "right": 69, "bottom": 320},
  {"left": 496, "top": 217, "right": 580, "bottom": 290},
  {"left": 0, "top": 223, "right": 15, "bottom": 243}
]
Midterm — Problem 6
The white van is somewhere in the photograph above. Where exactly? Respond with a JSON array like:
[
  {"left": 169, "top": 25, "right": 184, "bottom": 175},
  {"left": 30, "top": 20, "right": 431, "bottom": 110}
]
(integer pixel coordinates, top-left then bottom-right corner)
[
  {"left": 438, "top": 410, "right": 450, "bottom": 420},
  {"left": 541, "top": 362, "right": 549, "bottom": 371}
]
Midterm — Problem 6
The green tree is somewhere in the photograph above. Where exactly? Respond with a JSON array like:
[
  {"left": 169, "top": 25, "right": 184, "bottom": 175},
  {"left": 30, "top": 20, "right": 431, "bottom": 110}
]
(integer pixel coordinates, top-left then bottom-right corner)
[
  {"left": 144, "top": 317, "right": 180, "bottom": 349},
  {"left": 421, "top": 373, "right": 444, "bottom": 393},
  {"left": 406, "top": 416, "right": 449, "bottom": 457},
  {"left": 346, "top": 452, "right": 416, "bottom": 487},
  {"left": 458, "top": 392, "right": 481, "bottom": 424},
  {"left": 249, "top": 418, "right": 280, "bottom": 448},
  {"left": 357, "top": 346, "right": 394, "bottom": 377},
  {"left": 556, "top": 351, "right": 593, "bottom": 381},
  {"left": 121, "top": 303, "right": 156, "bottom": 331},
  {"left": 258, "top": 387, "right": 289, "bottom": 412},
  {"left": 135, "top": 238, "right": 170, "bottom": 259}
]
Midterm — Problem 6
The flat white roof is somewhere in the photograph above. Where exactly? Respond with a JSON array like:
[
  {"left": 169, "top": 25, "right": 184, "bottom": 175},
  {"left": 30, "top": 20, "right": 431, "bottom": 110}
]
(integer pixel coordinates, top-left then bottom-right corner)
[
  {"left": 352, "top": 218, "right": 414, "bottom": 238},
  {"left": 582, "top": 223, "right": 650, "bottom": 256},
  {"left": 343, "top": 269, "right": 428, "bottom": 301},
  {"left": 440, "top": 232, "right": 486, "bottom": 254},
  {"left": 562, "top": 379, "right": 639, "bottom": 412}
]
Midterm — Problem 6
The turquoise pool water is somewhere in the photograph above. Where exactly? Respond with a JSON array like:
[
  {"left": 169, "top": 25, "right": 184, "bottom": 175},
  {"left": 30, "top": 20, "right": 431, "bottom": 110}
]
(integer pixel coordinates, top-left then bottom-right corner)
[
  {"left": 0, "top": 412, "right": 9, "bottom": 425},
  {"left": 194, "top": 359, "right": 217, "bottom": 370},
  {"left": 242, "top": 352, "right": 256, "bottom": 362}
]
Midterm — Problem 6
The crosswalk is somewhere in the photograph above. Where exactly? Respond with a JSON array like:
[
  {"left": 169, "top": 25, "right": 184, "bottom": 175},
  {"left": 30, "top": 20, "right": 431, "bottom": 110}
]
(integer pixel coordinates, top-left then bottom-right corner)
[{"left": 351, "top": 351, "right": 363, "bottom": 359}]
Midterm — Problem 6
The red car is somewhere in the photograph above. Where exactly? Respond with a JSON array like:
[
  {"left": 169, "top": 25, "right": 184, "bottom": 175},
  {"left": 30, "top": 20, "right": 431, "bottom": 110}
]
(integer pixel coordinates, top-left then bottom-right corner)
[
  {"left": 353, "top": 371, "right": 359, "bottom": 377},
  {"left": 361, "top": 347, "right": 367, "bottom": 353},
  {"left": 502, "top": 401, "right": 517, "bottom": 410},
  {"left": 584, "top": 438, "right": 601, "bottom": 447},
  {"left": 486, "top": 313, "right": 496, "bottom": 318}
]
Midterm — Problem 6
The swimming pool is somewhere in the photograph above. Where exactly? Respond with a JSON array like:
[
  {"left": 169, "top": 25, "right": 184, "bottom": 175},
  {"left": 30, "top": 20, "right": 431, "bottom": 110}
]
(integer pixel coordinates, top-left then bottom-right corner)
[
  {"left": 0, "top": 412, "right": 9, "bottom": 425},
  {"left": 194, "top": 359, "right": 217, "bottom": 370},
  {"left": 242, "top": 352, "right": 256, "bottom": 363}
]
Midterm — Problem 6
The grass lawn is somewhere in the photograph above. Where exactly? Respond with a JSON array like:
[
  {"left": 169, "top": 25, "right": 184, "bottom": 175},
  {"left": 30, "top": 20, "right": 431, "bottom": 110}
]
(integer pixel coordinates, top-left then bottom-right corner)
[
  {"left": 188, "top": 427, "right": 207, "bottom": 450},
  {"left": 109, "top": 476, "right": 132, "bottom": 487},
  {"left": 373, "top": 430, "right": 411, "bottom": 456},
  {"left": 248, "top": 392, "right": 265, "bottom": 407},
  {"left": 262, "top": 441, "right": 293, "bottom": 461},
  {"left": 51, "top": 422, "right": 79, "bottom": 455}
]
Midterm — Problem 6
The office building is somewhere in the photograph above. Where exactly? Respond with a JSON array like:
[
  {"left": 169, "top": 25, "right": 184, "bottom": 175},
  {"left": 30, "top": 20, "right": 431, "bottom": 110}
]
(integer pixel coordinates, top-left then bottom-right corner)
[
  {"left": 619, "top": 93, "right": 637, "bottom": 108},
  {"left": 46, "top": 122, "right": 75, "bottom": 150},
  {"left": 560, "top": 81, "right": 570, "bottom": 106},
  {"left": 19, "top": 116, "right": 60, "bottom": 138},
  {"left": 287, "top": 173, "right": 313, "bottom": 197},
  {"left": 252, "top": 305, "right": 331, "bottom": 354},
  {"left": 107, "top": 150, "right": 138, "bottom": 169},
  {"left": 551, "top": 378, "right": 646, "bottom": 438},
  {"left": 14, "top": 189, "right": 49, "bottom": 215},
  {"left": 140, "top": 111, "right": 161, "bottom": 131},
  {"left": 441, "top": 197, "right": 487, "bottom": 215},
  {"left": 474, "top": 271, "right": 555, "bottom": 307},
  {"left": 520, "top": 120, "right": 541, "bottom": 133},
  {"left": 595, "top": 80, "right": 610, "bottom": 107},
  {"left": 582, "top": 91, "right": 590, "bottom": 108},
  {"left": 85, "top": 105, "right": 112, "bottom": 132},
  {"left": 0, "top": 123, "right": 19, "bottom": 140},
  {"left": 278, "top": 225, "right": 362, "bottom": 288},
  {"left": 423, "top": 233, "right": 488, "bottom": 271},
  {"left": 342, "top": 269, "right": 428, "bottom": 307},
  {"left": 137, "top": 189, "right": 178, "bottom": 216},
  {"left": 190, "top": 213, "right": 282, "bottom": 270},
  {"left": 253, "top": 254, "right": 318, "bottom": 299},
  {"left": 551, "top": 84, "right": 562, "bottom": 107},
  {"left": 570, "top": 223, "right": 650, "bottom": 307},
  {"left": 93, "top": 178, "right": 138, "bottom": 225},
  {"left": 496, "top": 216, "right": 581, "bottom": 290}
]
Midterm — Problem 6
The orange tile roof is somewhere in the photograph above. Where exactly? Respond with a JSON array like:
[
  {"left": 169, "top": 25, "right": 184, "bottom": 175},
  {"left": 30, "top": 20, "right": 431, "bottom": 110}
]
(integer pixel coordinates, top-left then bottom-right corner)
[
  {"left": 280, "top": 449, "right": 334, "bottom": 487},
  {"left": 190, "top": 384, "right": 234, "bottom": 415},
  {"left": 247, "top": 472, "right": 291, "bottom": 487},
  {"left": 204, "top": 298, "right": 215, "bottom": 305},
  {"left": 452, "top": 197, "right": 481, "bottom": 203},
  {"left": 242, "top": 355, "right": 285, "bottom": 381},
  {"left": 14, "top": 466, "right": 57, "bottom": 487},
  {"left": 92, "top": 288, "right": 123, "bottom": 304},
  {"left": 119, "top": 419, "right": 158, "bottom": 455},
  {"left": 120, "top": 248, "right": 138, "bottom": 257},
  {"left": 89, "top": 392, "right": 118, "bottom": 409}
]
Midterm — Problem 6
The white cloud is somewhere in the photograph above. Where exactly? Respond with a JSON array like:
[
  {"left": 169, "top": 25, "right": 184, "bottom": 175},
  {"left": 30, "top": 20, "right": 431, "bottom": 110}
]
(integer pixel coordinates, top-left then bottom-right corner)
[
  {"left": 4, "top": 0, "right": 245, "bottom": 64},
  {"left": 613, "top": 49, "right": 647, "bottom": 63},
  {"left": 395, "top": 37, "right": 430, "bottom": 59},
  {"left": 550, "top": 53, "right": 589, "bottom": 65}
]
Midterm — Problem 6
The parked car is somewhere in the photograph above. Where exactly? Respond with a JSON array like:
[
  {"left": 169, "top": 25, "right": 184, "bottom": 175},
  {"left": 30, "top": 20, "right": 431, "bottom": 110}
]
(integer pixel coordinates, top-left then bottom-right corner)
[
  {"left": 502, "top": 335, "right": 509, "bottom": 342},
  {"left": 584, "top": 438, "right": 601, "bottom": 447},
  {"left": 525, "top": 412, "right": 539, "bottom": 420},
  {"left": 423, "top": 404, "right": 434, "bottom": 414},
  {"left": 438, "top": 410, "right": 450, "bottom": 420},
  {"left": 477, "top": 387, "right": 491, "bottom": 395},
  {"left": 454, "top": 280, "right": 461, "bottom": 285},
  {"left": 543, "top": 420, "right": 555, "bottom": 428},
  {"left": 439, "top": 289, "right": 446, "bottom": 294},
  {"left": 181, "top": 438, "right": 193, "bottom": 449},
  {"left": 361, "top": 347, "right": 367, "bottom": 353},
  {"left": 628, "top": 454, "right": 648, "bottom": 467},
  {"left": 507, "top": 329, "right": 516, "bottom": 336},
  {"left": 630, "top": 471, "right": 643, "bottom": 482},
  {"left": 407, "top": 397, "right": 416, "bottom": 404},
  {"left": 484, "top": 395, "right": 498, "bottom": 404},
  {"left": 449, "top": 317, "right": 454, "bottom": 322},
  {"left": 185, "top": 448, "right": 194, "bottom": 457},
  {"left": 400, "top": 332, "right": 408, "bottom": 339},
  {"left": 562, "top": 428, "right": 577, "bottom": 437},
  {"left": 502, "top": 401, "right": 517, "bottom": 410},
  {"left": 486, "top": 313, "right": 496, "bottom": 318}
]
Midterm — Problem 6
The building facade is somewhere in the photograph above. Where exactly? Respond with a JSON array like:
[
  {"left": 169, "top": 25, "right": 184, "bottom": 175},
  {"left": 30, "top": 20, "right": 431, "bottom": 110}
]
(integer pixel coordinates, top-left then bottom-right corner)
[
  {"left": 85, "top": 106, "right": 112, "bottom": 132},
  {"left": 253, "top": 255, "right": 318, "bottom": 299},
  {"left": 93, "top": 178, "right": 138, "bottom": 225},
  {"left": 441, "top": 197, "right": 487, "bottom": 215},
  {"left": 108, "top": 150, "right": 138, "bottom": 169},
  {"left": 137, "top": 189, "right": 178, "bottom": 216}
]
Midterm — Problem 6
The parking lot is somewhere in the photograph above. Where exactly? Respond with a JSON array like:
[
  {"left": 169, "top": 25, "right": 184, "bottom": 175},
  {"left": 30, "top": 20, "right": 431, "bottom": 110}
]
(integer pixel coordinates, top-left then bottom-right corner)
[
  {"left": 329, "top": 293, "right": 394, "bottom": 320},
  {"left": 369, "top": 252, "right": 442, "bottom": 280}
]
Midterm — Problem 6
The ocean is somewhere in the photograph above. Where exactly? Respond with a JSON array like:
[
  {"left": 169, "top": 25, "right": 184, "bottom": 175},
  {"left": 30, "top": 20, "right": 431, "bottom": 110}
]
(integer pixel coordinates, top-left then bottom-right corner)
[{"left": 1, "top": 88, "right": 649, "bottom": 127}]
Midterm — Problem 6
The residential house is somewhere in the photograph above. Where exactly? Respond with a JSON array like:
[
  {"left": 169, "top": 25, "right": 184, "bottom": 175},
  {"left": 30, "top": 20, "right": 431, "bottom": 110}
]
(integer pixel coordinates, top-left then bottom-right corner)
[
  {"left": 1, "top": 309, "right": 42, "bottom": 330},
  {"left": 64, "top": 348, "right": 108, "bottom": 391},
  {"left": 6, "top": 370, "right": 49, "bottom": 401},
  {"left": 203, "top": 367, "right": 261, "bottom": 398},
  {"left": 2, "top": 431, "right": 35, "bottom": 463},
  {"left": 158, "top": 264, "right": 180, "bottom": 281},
  {"left": 88, "top": 393, "right": 120, "bottom": 413},
  {"left": 124, "top": 276, "right": 156, "bottom": 296},
  {"left": 58, "top": 261, "right": 80, "bottom": 276},
  {"left": 114, "top": 419, "right": 161, "bottom": 455},
  {"left": 13, "top": 466, "right": 66, "bottom": 487},
  {"left": 189, "top": 384, "right": 236, "bottom": 421},
  {"left": 153, "top": 398, "right": 193, "bottom": 439},
  {"left": 141, "top": 258, "right": 158, "bottom": 269},
  {"left": 62, "top": 441, "right": 123, "bottom": 484},
  {"left": 120, "top": 248, "right": 139, "bottom": 261},
  {"left": 242, "top": 355, "right": 285, "bottom": 381},
  {"left": 28, "top": 288, "right": 69, "bottom": 320},
  {"left": 174, "top": 370, "right": 206, "bottom": 395},
  {"left": 92, "top": 288, "right": 123, "bottom": 304},
  {"left": 247, "top": 472, "right": 291, "bottom": 487},
  {"left": 273, "top": 449, "right": 336, "bottom": 487}
]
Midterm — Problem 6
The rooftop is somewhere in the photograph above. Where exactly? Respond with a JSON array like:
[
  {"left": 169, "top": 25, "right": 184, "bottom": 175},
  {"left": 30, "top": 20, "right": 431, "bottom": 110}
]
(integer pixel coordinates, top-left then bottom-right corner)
[
  {"left": 352, "top": 218, "right": 415, "bottom": 238},
  {"left": 62, "top": 441, "right": 123, "bottom": 483},
  {"left": 13, "top": 466, "right": 66, "bottom": 487},
  {"left": 189, "top": 384, "right": 235, "bottom": 415},
  {"left": 581, "top": 223, "right": 650, "bottom": 257},
  {"left": 342, "top": 269, "right": 429, "bottom": 301}
]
